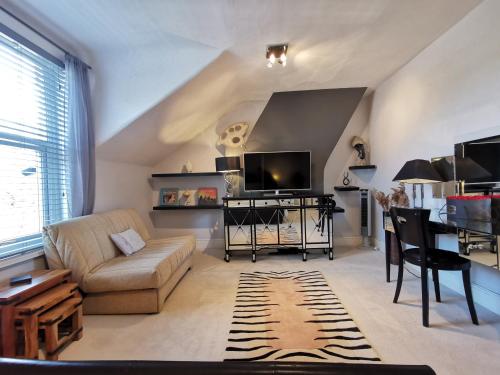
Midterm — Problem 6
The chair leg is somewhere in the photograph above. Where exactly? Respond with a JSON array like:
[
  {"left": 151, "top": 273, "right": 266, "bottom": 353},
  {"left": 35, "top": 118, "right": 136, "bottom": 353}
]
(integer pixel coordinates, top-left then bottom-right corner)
[
  {"left": 432, "top": 268, "right": 441, "bottom": 302},
  {"left": 421, "top": 267, "right": 429, "bottom": 327},
  {"left": 462, "top": 269, "right": 479, "bottom": 325},
  {"left": 393, "top": 258, "right": 404, "bottom": 303}
]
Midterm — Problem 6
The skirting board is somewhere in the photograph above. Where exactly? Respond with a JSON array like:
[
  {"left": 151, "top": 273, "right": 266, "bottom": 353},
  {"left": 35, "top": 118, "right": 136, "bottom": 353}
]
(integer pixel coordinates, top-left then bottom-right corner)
[{"left": 375, "top": 239, "right": 500, "bottom": 315}]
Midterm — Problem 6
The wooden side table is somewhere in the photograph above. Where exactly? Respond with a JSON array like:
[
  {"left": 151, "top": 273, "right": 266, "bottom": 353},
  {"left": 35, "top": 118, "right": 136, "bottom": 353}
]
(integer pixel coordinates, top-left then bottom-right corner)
[
  {"left": 0, "top": 269, "right": 71, "bottom": 358},
  {"left": 39, "top": 297, "right": 83, "bottom": 360}
]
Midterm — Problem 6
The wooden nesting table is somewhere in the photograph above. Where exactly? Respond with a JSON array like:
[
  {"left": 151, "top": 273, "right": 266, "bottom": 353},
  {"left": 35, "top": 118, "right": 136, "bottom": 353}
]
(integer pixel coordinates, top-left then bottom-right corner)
[{"left": 0, "top": 269, "right": 82, "bottom": 359}]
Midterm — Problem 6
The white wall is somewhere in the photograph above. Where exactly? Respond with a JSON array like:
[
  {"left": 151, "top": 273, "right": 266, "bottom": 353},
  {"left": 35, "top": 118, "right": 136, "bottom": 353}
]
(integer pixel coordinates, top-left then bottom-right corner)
[
  {"left": 149, "top": 101, "right": 266, "bottom": 251},
  {"left": 95, "top": 160, "right": 154, "bottom": 235},
  {"left": 324, "top": 95, "right": 372, "bottom": 245},
  {"left": 150, "top": 175, "right": 226, "bottom": 251},
  {"left": 151, "top": 96, "right": 372, "bottom": 248},
  {"left": 368, "top": 0, "right": 500, "bottom": 313}
]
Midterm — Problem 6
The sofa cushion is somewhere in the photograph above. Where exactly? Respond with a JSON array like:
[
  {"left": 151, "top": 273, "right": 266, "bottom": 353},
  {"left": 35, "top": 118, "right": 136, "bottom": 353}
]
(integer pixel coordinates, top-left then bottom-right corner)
[
  {"left": 111, "top": 228, "right": 146, "bottom": 256},
  {"left": 82, "top": 235, "right": 195, "bottom": 293},
  {"left": 43, "top": 209, "right": 151, "bottom": 286}
]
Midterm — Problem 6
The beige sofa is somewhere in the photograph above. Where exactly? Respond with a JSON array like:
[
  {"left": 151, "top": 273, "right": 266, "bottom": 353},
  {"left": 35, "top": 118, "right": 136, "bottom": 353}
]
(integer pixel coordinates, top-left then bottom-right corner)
[{"left": 42, "top": 209, "right": 195, "bottom": 314}]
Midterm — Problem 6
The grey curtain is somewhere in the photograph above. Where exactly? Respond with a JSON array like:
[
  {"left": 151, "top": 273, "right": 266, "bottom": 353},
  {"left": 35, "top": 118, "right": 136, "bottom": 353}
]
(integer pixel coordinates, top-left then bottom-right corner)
[{"left": 65, "top": 54, "right": 95, "bottom": 217}]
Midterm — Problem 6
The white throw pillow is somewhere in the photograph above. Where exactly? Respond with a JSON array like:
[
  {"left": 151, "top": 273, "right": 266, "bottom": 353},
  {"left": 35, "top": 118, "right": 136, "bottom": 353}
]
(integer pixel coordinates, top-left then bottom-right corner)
[{"left": 111, "top": 228, "right": 145, "bottom": 256}]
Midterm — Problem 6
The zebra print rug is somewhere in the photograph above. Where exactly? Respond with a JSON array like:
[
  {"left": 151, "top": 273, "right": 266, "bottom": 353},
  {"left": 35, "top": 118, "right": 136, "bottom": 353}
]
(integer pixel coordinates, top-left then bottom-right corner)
[{"left": 224, "top": 271, "right": 380, "bottom": 362}]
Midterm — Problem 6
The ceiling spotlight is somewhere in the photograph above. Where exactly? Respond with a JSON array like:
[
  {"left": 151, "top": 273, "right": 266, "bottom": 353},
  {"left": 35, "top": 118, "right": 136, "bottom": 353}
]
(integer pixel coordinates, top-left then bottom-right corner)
[{"left": 266, "top": 44, "right": 288, "bottom": 68}]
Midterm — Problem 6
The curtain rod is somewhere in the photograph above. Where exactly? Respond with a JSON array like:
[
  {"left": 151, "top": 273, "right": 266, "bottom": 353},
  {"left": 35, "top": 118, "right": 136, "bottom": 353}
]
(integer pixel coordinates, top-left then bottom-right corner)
[{"left": 0, "top": 5, "right": 92, "bottom": 70}]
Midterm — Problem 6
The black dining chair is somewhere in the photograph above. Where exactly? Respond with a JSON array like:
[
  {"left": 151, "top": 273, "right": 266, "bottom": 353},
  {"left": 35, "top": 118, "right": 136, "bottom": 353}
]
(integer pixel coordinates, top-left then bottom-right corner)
[{"left": 389, "top": 207, "right": 478, "bottom": 327}]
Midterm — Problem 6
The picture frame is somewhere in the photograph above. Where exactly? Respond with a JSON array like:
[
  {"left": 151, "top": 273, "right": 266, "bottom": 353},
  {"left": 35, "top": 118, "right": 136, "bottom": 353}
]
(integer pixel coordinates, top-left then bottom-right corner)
[
  {"left": 158, "top": 188, "right": 179, "bottom": 206},
  {"left": 197, "top": 187, "right": 218, "bottom": 205},
  {"left": 178, "top": 189, "right": 198, "bottom": 206}
]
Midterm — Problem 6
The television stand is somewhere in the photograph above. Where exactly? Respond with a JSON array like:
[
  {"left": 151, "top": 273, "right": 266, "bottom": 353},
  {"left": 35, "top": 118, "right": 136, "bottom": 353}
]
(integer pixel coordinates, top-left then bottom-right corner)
[
  {"left": 222, "top": 194, "right": 334, "bottom": 262},
  {"left": 262, "top": 190, "right": 284, "bottom": 196}
]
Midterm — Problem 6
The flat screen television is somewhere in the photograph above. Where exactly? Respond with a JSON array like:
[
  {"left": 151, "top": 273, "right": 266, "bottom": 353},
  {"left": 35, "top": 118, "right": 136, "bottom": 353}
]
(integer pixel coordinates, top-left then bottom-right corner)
[
  {"left": 455, "top": 135, "right": 500, "bottom": 188},
  {"left": 243, "top": 151, "right": 311, "bottom": 193}
]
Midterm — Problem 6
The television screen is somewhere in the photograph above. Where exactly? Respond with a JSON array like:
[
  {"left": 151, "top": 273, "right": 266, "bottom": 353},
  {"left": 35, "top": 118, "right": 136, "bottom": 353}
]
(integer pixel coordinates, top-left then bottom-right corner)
[
  {"left": 244, "top": 151, "right": 311, "bottom": 192},
  {"left": 455, "top": 136, "right": 500, "bottom": 184}
]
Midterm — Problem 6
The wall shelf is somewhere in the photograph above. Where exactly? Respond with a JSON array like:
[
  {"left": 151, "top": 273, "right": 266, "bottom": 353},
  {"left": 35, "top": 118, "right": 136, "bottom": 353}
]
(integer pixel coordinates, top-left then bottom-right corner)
[
  {"left": 153, "top": 205, "right": 223, "bottom": 210},
  {"left": 334, "top": 186, "right": 360, "bottom": 191},
  {"left": 152, "top": 172, "right": 222, "bottom": 178},
  {"left": 349, "top": 165, "right": 377, "bottom": 170}
]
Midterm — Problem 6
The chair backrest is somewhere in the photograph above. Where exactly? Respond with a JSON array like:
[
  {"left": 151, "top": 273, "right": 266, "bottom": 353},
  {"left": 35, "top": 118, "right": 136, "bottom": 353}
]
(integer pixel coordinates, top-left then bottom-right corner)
[{"left": 389, "top": 207, "right": 431, "bottom": 255}]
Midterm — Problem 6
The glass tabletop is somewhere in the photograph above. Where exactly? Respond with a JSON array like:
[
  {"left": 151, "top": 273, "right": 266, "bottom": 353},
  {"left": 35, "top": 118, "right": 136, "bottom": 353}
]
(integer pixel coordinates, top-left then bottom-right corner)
[{"left": 429, "top": 210, "right": 500, "bottom": 236}]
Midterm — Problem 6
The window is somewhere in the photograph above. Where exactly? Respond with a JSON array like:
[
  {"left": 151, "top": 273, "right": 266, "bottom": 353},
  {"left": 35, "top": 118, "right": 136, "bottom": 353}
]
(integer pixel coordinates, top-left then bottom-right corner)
[{"left": 0, "top": 29, "right": 69, "bottom": 259}]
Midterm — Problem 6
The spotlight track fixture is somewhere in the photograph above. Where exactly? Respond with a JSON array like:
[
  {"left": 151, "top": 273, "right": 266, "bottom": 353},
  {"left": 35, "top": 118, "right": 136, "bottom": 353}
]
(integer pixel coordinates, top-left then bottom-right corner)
[{"left": 266, "top": 44, "right": 288, "bottom": 68}]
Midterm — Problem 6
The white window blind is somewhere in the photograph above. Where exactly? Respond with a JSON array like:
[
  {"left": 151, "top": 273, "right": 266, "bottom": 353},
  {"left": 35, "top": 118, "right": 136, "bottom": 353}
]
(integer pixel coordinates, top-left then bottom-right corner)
[{"left": 0, "top": 29, "right": 69, "bottom": 259}]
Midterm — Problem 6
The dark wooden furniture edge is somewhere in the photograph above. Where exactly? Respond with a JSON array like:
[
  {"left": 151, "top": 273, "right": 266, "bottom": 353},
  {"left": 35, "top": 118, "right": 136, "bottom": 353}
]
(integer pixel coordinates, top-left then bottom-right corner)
[
  {"left": 152, "top": 172, "right": 222, "bottom": 177},
  {"left": 349, "top": 165, "right": 377, "bottom": 170},
  {"left": 153, "top": 205, "right": 223, "bottom": 210},
  {"left": 334, "top": 186, "right": 360, "bottom": 191},
  {"left": 0, "top": 358, "right": 436, "bottom": 375}
]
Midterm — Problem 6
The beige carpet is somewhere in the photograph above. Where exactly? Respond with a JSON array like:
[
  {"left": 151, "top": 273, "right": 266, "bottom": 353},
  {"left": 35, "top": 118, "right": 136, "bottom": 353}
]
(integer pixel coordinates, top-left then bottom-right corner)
[
  {"left": 225, "top": 271, "right": 380, "bottom": 362},
  {"left": 58, "top": 247, "right": 500, "bottom": 375}
]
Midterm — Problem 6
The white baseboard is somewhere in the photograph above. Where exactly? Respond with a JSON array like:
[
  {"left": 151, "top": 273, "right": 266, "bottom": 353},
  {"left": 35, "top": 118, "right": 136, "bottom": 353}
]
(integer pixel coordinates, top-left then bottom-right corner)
[
  {"left": 334, "top": 236, "right": 364, "bottom": 247},
  {"left": 196, "top": 238, "right": 225, "bottom": 252}
]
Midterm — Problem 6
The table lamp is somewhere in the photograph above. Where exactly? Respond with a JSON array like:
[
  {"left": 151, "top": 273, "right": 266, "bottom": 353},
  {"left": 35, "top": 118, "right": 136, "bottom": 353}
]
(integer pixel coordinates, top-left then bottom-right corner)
[
  {"left": 393, "top": 159, "right": 443, "bottom": 208},
  {"left": 215, "top": 156, "right": 241, "bottom": 197}
]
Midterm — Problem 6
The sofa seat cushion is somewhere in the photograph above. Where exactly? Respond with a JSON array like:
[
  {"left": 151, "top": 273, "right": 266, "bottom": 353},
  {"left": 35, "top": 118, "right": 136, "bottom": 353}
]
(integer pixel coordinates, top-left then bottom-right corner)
[{"left": 82, "top": 235, "right": 196, "bottom": 293}]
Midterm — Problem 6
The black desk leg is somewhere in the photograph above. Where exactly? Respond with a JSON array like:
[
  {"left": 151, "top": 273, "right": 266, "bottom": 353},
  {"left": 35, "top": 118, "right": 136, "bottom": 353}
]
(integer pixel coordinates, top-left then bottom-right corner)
[{"left": 385, "top": 230, "right": 391, "bottom": 283}]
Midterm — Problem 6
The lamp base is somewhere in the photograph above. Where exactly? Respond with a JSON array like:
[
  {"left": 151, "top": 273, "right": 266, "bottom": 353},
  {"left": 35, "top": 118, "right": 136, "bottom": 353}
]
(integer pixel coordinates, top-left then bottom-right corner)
[
  {"left": 224, "top": 173, "right": 236, "bottom": 197},
  {"left": 412, "top": 184, "right": 425, "bottom": 209}
]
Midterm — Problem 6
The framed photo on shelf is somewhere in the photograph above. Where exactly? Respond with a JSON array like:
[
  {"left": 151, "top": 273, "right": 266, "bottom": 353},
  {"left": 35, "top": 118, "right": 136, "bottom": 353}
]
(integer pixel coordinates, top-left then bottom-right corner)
[
  {"left": 178, "top": 189, "right": 197, "bottom": 206},
  {"left": 197, "top": 187, "right": 218, "bottom": 205},
  {"left": 159, "top": 188, "right": 179, "bottom": 206}
]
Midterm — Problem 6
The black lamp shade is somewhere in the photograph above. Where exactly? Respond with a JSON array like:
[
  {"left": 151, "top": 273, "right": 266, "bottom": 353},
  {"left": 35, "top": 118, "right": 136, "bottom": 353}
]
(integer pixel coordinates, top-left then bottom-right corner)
[
  {"left": 431, "top": 157, "right": 455, "bottom": 182},
  {"left": 393, "top": 159, "right": 444, "bottom": 183},
  {"left": 215, "top": 156, "right": 241, "bottom": 173},
  {"left": 455, "top": 156, "right": 492, "bottom": 181}
]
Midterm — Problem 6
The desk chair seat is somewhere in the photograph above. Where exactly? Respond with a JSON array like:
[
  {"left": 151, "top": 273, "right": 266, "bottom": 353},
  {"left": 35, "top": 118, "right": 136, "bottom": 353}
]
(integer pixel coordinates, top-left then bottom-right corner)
[
  {"left": 390, "top": 207, "right": 478, "bottom": 327},
  {"left": 403, "top": 248, "right": 471, "bottom": 271}
]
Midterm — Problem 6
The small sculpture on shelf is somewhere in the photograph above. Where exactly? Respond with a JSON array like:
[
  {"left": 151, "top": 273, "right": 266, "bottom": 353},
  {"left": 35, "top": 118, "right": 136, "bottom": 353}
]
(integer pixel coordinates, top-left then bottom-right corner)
[
  {"left": 182, "top": 160, "right": 193, "bottom": 173},
  {"left": 342, "top": 171, "right": 351, "bottom": 186},
  {"left": 351, "top": 136, "right": 369, "bottom": 166}
]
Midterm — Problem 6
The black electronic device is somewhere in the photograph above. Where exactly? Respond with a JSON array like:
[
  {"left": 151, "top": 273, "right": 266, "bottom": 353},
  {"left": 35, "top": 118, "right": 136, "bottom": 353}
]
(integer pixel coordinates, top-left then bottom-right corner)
[
  {"left": 455, "top": 135, "right": 500, "bottom": 188},
  {"left": 9, "top": 274, "right": 32, "bottom": 286},
  {"left": 243, "top": 151, "right": 311, "bottom": 193}
]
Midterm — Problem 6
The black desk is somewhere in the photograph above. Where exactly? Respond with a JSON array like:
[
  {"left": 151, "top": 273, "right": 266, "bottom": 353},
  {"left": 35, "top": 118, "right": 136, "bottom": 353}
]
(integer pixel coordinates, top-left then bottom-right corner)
[{"left": 384, "top": 211, "right": 500, "bottom": 282}]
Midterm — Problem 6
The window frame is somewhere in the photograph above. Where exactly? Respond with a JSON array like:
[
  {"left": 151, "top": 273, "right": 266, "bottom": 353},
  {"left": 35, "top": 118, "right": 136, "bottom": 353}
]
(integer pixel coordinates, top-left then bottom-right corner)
[{"left": 0, "top": 25, "right": 68, "bottom": 262}]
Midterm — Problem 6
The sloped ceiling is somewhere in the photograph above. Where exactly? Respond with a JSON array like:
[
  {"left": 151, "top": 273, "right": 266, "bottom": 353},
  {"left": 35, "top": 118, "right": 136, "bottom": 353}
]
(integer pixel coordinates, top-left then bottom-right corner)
[
  {"left": 3, "top": 0, "right": 481, "bottom": 166},
  {"left": 247, "top": 88, "right": 367, "bottom": 191}
]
